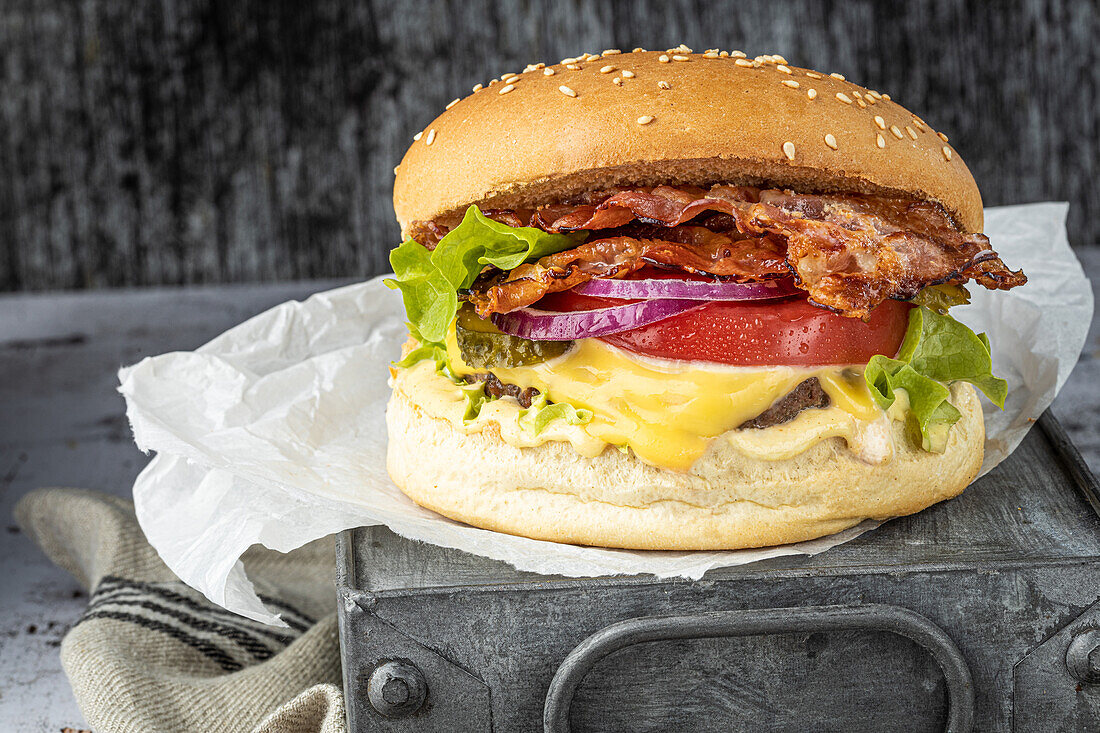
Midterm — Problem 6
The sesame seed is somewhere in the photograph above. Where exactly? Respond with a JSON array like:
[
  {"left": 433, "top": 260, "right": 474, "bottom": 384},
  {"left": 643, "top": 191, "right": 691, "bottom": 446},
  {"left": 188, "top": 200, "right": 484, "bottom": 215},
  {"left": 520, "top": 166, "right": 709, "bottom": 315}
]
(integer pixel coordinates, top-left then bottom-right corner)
[
  {"left": 937, "top": 131, "right": 949, "bottom": 142},
  {"left": 612, "top": 77, "right": 623, "bottom": 86},
  {"left": 830, "top": 72, "right": 846, "bottom": 80},
  {"left": 806, "top": 71, "right": 822, "bottom": 79},
  {"left": 535, "top": 63, "right": 546, "bottom": 69},
  {"left": 425, "top": 129, "right": 436, "bottom": 145},
  {"left": 502, "top": 75, "right": 520, "bottom": 83},
  {"left": 675, "top": 44, "right": 692, "bottom": 53},
  {"left": 658, "top": 55, "right": 670, "bottom": 63},
  {"left": 942, "top": 146, "right": 953, "bottom": 161},
  {"left": 657, "top": 80, "right": 671, "bottom": 89},
  {"left": 719, "top": 51, "right": 729, "bottom": 57},
  {"left": 874, "top": 115, "right": 886, "bottom": 129},
  {"left": 672, "top": 54, "right": 690, "bottom": 62},
  {"left": 632, "top": 47, "right": 645, "bottom": 53},
  {"left": 782, "top": 141, "right": 796, "bottom": 160},
  {"left": 876, "top": 134, "right": 885, "bottom": 149},
  {"left": 776, "top": 64, "right": 792, "bottom": 74},
  {"left": 602, "top": 49, "right": 622, "bottom": 56},
  {"left": 912, "top": 119, "right": 926, "bottom": 131},
  {"left": 600, "top": 65, "right": 616, "bottom": 73},
  {"left": 865, "top": 95, "right": 877, "bottom": 105},
  {"left": 731, "top": 50, "right": 747, "bottom": 58},
  {"left": 393, "top": 166, "right": 399, "bottom": 175},
  {"left": 543, "top": 68, "right": 555, "bottom": 76},
  {"left": 704, "top": 51, "right": 720, "bottom": 58},
  {"left": 735, "top": 58, "right": 753, "bottom": 67},
  {"left": 446, "top": 98, "right": 460, "bottom": 109},
  {"left": 637, "top": 115, "right": 654, "bottom": 125},
  {"left": 586, "top": 54, "right": 601, "bottom": 62},
  {"left": 781, "top": 79, "right": 800, "bottom": 88},
  {"left": 498, "top": 84, "right": 515, "bottom": 95},
  {"left": 890, "top": 125, "right": 904, "bottom": 139},
  {"left": 881, "top": 93, "right": 891, "bottom": 100},
  {"left": 621, "top": 70, "right": 635, "bottom": 78},
  {"left": 566, "top": 64, "right": 581, "bottom": 71},
  {"left": 835, "top": 92, "right": 853, "bottom": 104},
  {"left": 852, "top": 90, "right": 863, "bottom": 98},
  {"left": 905, "top": 126, "right": 918, "bottom": 140},
  {"left": 413, "top": 131, "right": 422, "bottom": 141},
  {"left": 560, "top": 57, "right": 575, "bottom": 65},
  {"left": 856, "top": 99, "right": 867, "bottom": 108},
  {"left": 824, "top": 133, "right": 838, "bottom": 150},
  {"left": 472, "top": 83, "right": 483, "bottom": 92},
  {"left": 867, "top": 90, "right": 882, "bottom": 99},
  {"left": 807, "top": 88, "right": 818, "bottom": 99},
  {"left": 705, "top": 48, "right": 719, "bottom": 54},
  {"left": 559, "top": 85, "right": 577, "bottom": 97},
  {"left": 773, "top": 54, "right": 789, "bottom": 64}
]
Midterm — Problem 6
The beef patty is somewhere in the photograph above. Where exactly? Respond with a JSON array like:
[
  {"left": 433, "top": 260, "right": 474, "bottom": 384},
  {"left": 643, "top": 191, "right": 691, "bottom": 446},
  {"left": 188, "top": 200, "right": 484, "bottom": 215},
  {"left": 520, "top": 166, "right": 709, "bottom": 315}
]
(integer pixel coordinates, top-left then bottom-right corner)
[{"left": 739, "top": 377, "right": 831, "bottom": 430}]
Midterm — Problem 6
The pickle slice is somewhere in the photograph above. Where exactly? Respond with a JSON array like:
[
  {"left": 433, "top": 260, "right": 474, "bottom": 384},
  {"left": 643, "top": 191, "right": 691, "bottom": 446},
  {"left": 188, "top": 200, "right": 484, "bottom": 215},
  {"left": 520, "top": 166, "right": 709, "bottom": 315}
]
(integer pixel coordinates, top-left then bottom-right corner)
[
  {"left": 910, "top": 283, "right": 971, "bottom": 314},
  {"left": 455, "top": 307, "right": 572, "bottom": 368}
]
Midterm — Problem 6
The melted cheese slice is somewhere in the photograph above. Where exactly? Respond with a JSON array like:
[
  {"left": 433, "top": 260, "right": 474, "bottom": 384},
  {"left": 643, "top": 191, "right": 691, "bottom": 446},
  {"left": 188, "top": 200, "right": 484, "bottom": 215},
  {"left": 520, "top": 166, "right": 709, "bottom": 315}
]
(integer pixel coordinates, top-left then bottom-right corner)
[{"left": 413, "top": 329, "right": 887, "bottom": 471}]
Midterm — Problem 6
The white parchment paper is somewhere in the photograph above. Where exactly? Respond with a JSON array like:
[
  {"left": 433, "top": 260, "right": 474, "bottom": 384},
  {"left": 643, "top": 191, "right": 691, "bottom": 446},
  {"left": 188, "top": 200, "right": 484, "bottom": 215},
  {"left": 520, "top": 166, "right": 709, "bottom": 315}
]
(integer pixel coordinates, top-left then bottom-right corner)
[{"left": 119, "top": 202, "right": 1093, "bottom": 626}]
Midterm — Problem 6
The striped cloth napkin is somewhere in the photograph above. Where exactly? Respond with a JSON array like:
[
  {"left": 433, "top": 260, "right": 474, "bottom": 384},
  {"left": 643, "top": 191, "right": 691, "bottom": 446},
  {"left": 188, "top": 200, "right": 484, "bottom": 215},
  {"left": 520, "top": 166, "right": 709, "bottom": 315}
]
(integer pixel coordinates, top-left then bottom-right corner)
[{"left": 15, "top": 487, "right": 347, "bottom": 733}]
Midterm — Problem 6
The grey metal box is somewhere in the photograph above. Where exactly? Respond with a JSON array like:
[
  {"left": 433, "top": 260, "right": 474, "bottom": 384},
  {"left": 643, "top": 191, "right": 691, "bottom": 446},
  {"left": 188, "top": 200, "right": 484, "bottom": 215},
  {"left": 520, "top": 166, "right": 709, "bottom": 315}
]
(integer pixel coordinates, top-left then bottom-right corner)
[{"left": 336, "top": 413, "right": 1100, "bottom": 732}]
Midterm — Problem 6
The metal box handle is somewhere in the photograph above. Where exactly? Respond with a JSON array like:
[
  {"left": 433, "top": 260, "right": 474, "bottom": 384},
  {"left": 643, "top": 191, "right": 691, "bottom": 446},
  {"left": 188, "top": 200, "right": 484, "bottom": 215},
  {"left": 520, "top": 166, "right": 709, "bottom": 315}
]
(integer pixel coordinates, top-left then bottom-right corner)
[{"left": 544, "top": 603, "right": 974, "bottom": 733}]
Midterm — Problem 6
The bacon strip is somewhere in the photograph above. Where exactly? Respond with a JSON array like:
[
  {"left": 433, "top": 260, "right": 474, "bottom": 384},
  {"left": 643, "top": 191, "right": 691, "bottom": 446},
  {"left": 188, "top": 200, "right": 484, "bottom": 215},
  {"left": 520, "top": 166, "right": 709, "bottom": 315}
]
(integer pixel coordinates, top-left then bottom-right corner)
[
  {"left": 537, "top": 185, "right": 758, "bottom": 232},
  {"left": 741, "top": 192, "right": 1026, "bottom": 316},
  {"left": 426, "top": 185, "right": 1026, "bottom": 319},
  {"left": 467, "top": 229, "right": 789, "bottom": 317}
]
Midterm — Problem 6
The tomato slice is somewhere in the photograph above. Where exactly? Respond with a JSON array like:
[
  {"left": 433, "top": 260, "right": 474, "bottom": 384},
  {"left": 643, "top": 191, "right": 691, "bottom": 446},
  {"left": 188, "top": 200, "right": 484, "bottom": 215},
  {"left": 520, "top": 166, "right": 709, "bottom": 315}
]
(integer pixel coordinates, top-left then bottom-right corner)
[{"left": 536, "top": 285, "right": 912, "bottom": 367}]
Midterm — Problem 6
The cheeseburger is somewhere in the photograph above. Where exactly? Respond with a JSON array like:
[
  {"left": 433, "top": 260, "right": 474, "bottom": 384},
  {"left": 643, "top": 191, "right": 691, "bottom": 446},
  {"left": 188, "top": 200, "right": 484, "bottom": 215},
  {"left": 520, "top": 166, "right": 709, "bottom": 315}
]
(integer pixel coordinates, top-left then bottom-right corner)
[{"left": 384, "top": 47, "right": 1026, "bottom": 550}]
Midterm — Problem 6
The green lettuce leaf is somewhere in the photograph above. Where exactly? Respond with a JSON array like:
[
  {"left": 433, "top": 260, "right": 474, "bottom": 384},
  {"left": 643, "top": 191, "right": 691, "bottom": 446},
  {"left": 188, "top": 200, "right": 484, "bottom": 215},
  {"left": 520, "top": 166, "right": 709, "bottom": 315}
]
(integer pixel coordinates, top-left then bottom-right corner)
[
  {"left": 865, "top": 306, "right": 1006, "bottom": 451},
  {"left": 457, "top": 381, "right": 490, "bottom": 422},
  {"left": 387, "top": 242, "right": 455, "bottom": 348},
  {"left": 385, "top": 206, "right": 583, "bottom": 345},
  {"left": 394, "top": 341, "right": 451, "bottom": 374},
  {"left": 518, "top": 392, "right": 593, "bottom": 436}
]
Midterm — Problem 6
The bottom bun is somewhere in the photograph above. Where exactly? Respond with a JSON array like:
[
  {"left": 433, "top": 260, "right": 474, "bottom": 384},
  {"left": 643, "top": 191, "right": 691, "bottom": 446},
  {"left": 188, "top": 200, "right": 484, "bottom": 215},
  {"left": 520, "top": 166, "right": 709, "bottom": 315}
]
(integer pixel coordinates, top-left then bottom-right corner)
[{"left": 385, "top": 382, "right": 984, "bottom": 550}]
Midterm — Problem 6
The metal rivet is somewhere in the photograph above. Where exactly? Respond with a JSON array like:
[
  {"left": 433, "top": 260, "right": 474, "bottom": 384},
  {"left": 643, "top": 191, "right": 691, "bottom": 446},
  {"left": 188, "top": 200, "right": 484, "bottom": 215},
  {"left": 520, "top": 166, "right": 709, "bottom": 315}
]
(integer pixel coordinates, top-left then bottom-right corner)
[
  {"left": 368, "top": 661, "right": 427, "bottom": 717},
  {"left": 1066, "top": 629, "right": 1100, "bottom": 684}
]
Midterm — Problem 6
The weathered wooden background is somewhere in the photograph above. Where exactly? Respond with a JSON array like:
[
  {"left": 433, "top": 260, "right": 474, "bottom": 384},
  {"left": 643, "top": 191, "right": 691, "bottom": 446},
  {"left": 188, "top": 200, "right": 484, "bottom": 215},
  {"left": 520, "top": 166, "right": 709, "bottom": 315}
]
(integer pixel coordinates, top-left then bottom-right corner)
[{"left": 1, "top": 0, "right": 1096, "bottom": 292}]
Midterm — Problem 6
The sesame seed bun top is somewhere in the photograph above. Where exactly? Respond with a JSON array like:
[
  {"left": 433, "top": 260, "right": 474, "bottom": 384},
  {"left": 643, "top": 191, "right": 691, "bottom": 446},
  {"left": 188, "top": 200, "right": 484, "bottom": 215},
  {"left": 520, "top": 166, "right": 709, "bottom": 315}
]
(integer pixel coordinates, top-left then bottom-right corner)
[{"left": 393, "top": 48, "right": 983, "bottom": 235}]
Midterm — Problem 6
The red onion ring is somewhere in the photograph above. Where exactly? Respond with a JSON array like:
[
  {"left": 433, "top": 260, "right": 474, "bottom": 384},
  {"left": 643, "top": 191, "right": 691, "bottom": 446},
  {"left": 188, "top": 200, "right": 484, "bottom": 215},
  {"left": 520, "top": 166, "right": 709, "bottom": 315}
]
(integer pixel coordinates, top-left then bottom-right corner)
[
  {"left": 491, "top": 299, "right": 702, "bottom": 341},
  {"left": 573, "top": 277, "right": 799, "bottom": 301}
]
